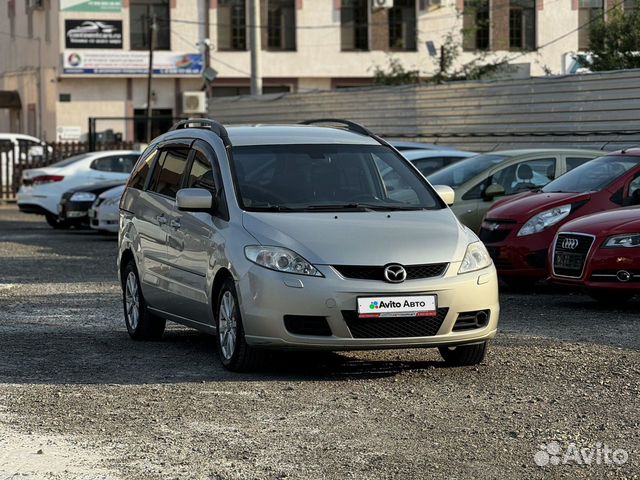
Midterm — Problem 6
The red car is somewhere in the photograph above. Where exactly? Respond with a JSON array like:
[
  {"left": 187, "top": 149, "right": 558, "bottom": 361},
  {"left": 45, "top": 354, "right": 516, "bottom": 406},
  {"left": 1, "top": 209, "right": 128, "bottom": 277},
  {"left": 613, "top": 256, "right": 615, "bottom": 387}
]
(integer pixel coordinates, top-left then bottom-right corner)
[
  {"left": 478, "top": 149, "right": 640, "bottom": 286},
  {"left": 548, "top": 207, "right": 640, "bottom": 303}
]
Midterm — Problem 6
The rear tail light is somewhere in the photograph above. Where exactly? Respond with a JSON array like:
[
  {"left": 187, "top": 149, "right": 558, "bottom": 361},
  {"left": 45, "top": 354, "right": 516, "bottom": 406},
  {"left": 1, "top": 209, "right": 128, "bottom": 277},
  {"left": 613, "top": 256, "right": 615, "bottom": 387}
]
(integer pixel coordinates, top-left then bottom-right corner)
[{"left": 31, "top": 175, "right": 65, "bottom": 185}]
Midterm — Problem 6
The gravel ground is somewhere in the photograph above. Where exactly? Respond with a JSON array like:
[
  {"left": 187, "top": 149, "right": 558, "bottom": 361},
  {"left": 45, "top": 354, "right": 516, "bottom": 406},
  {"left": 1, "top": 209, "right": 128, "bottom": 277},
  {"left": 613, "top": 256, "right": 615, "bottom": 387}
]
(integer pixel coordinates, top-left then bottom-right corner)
[{"left": 0, "top": 203, "right": 638, "bottom": 479}]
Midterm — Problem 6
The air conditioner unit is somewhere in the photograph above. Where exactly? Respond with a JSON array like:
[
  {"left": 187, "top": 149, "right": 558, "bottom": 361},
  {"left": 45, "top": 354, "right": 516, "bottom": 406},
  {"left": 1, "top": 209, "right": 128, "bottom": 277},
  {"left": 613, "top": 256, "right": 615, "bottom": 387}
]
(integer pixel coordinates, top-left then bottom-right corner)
[
  {"left": 27, "top": 0, "right": 44, "bottom": 9},
  {"left": 372, "top": 0, "right": 394, "bottom": 8},
  {"left": 182, "top": 91, "right": 207, "bottom": 114}
]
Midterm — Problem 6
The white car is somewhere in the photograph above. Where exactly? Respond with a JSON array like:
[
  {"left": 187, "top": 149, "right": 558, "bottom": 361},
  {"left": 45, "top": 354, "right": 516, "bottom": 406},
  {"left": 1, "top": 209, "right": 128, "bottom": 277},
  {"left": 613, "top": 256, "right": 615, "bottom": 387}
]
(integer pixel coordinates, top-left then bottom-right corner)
[
  {"left": 0, "top": 133, "right": 50, "bottom": 197},
  {"left": 17, "top": 150, "right": 140, "bottom": 228},
  {"left": 89, "top": 184, "right": 124, "bottom": 234},
  {"left": 67, "top": 21, "right": 117, "bottom": 34}
]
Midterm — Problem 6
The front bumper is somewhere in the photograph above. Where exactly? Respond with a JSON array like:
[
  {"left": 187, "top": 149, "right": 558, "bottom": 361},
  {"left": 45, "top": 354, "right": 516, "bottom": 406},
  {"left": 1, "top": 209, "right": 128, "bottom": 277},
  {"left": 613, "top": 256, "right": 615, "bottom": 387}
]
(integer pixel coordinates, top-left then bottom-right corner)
[
  {"left": 550, "top": 244, "right": 640, "bottom": 291},
  {"left": 237, "top": 264, "right": 499, "bottom": 350},
  {"left": 89, "top": 206, "right": 119, "bottom": 233}
]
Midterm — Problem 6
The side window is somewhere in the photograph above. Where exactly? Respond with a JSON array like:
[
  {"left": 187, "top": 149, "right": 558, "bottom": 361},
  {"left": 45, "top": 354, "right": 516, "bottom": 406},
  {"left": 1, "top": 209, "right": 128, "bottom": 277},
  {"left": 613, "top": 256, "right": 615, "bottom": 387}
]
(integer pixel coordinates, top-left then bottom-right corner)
[
  {"left": 626, "top": 174, "right": 640, "bottom": 206},
  {"left": 566, "top": 156, "right": 594, "bottom": 173},
  {"left": 148, "top": 148, "right": 189, "bottom": 198},
  {"left": 185, "top": 151, "right": 218, "bottom": 191},
  {"left": 91, "top": 154, "right": 138, "bottom": 173},
  {"left": 128, "top": 148, "right": 158, "bottom": 190},
  {"left": 413, "top": 157, "right": 446, "bottom": 177},
  {"left": 462, "top": 179, "right": 488, "bottom": 201},
  {"left": 492, "top": 157, "right": 556, "bottom": 195}
]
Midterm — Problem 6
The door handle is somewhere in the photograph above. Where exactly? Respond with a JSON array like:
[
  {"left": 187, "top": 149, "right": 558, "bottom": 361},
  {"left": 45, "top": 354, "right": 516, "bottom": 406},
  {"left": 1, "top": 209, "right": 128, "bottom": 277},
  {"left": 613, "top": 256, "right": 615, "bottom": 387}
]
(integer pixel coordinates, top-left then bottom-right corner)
[
  {"left": 170, "top": 219, "right": 181, "bottom": 229},
  {"left": 156, "top": 214, "right": 167, "bottom": 225}
]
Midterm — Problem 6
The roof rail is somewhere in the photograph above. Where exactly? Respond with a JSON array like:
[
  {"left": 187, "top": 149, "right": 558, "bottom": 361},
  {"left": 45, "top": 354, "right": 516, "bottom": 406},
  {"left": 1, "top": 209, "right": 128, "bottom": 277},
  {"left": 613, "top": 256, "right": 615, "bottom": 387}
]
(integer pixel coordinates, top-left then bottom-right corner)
[
  {"left": 299, "top": 118, "right": 372, "bottom": 137},
  {"left": 169, "top": 118, "right": 232, "bottom": 148}
]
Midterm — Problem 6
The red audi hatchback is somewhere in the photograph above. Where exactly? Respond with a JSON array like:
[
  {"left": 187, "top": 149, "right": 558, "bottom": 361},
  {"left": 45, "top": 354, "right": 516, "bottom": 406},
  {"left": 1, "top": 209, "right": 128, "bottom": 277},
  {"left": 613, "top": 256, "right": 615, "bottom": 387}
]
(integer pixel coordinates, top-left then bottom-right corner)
[
  {"left": 479, "top": 149, "right": 640, "bottom": 286},
  {"left": 548, "top": 207, "right": 640, "bottom": 303}
]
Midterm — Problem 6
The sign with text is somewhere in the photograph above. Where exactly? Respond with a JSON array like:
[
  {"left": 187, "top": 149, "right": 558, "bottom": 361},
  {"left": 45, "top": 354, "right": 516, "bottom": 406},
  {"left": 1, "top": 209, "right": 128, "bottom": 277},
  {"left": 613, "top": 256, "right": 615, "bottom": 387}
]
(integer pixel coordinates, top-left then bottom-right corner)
[
  {"left": 61, "top": 0, "right": 122, "bottom": 12},
  {"left": 65, "top": 20, "right": 123, "bottom": 49},
  {"left": 62, "top": 51, "right": 204, "bottom": 76}
]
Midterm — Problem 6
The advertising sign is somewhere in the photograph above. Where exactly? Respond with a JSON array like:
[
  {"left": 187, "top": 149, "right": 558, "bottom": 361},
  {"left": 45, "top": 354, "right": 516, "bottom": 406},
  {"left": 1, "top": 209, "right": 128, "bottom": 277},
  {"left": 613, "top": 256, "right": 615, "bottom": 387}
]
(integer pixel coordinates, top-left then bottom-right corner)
[
  {"left": 62, "top": 51, "right": 204, "bottom": 76},
  {"left": 60, "top": 0, "right": 122, "bottom": 12},
  {"left": 56, "top": 126, "right": 82, "bottom": 142},
  {"left": 65, "top": 20, "right": 123, "bottom": 49}
]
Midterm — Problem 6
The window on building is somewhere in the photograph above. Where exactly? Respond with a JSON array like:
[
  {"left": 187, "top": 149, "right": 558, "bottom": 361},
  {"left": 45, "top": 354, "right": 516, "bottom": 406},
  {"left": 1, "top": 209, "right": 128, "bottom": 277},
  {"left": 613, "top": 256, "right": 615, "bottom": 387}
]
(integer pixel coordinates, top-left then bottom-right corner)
[
  {"left": 463, "top": 0, "right": 490, "bottom": 51},
  {"left": 509, "top": 0, "right": 535, "bottom": 50},
  {"left": 8, "top": 0, "right": 15, "bottom": 39},
  {"left": 133, "top": 108, "right": 173, "bottom": 143},
  {"left": 341, "top": 0, "right": 369, "bottom": 51},
  {"left": 265, "top": 0, "right": 296, "bottom": 50},
  {"left": 210, "top": 85, "right": 291, "bottom": 97},
  {"left": 389, "top": 0, "right": 417, "bottom": 50},
  {"left": 578, "top": 0, "right": 603, "bottom": 51},
  {"left": 130, "top": 0, "right": 171, "bottom": 51},
  {"left": 218, "top": 0, "right": 247, "bottom": 50},
  {"left": 624, "top": 0, "right": 637, "bottom": 14}
]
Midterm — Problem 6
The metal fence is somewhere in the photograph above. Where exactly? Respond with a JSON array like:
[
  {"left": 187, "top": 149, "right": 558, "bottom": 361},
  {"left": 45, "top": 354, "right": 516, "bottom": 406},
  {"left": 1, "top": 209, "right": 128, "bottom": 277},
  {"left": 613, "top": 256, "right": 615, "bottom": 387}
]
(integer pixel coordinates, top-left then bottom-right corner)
[
  {"left": 0, "top": 140, "right": 133, "bottom": 200},
  {"left": 207, "top": 69, "right": 640, "bottom": 152}
]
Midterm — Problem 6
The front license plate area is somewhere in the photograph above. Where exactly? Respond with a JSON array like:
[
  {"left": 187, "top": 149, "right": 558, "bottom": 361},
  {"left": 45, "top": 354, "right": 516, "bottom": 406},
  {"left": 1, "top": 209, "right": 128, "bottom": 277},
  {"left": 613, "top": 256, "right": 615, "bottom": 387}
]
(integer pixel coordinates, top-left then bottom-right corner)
[
  {"left": 554, "top": 252, "right": 584, "bottom": 270},
  {"left": 357, "top": 295, "right": 437, "bottom": 318}
]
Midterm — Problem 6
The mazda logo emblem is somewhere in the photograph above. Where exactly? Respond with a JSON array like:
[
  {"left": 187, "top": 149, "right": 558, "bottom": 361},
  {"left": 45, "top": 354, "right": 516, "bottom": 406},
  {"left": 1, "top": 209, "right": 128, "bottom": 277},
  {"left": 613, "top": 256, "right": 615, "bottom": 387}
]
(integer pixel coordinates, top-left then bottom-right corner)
[
  {"left": 561, "top": 238, "right": 579, "bottom": 250},
  {"left": 384, "top": 264, "right": 407, "bottom": 283}
]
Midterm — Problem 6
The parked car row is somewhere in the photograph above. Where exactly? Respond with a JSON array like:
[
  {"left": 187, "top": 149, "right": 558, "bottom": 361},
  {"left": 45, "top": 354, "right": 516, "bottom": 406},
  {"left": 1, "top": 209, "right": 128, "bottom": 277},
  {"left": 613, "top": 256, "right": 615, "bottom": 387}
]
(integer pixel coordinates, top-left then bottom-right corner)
[{"left": 14, "top": 122, "right": 639, "bottom": 310}]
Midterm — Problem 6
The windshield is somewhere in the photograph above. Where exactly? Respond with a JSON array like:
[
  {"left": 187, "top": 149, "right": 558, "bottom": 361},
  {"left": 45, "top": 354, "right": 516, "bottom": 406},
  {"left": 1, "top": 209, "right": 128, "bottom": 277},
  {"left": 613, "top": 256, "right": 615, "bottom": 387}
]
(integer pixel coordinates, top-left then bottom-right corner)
[
  {"left": 47, "top": 153, "right": 93, "bottom": 168},
  {"left": 542, "top": 155, "right": 640, "bottom": 193},
  {"left": 428, "top": 154, "right": 508, "bottom": 187},
  {"left": 230, "top": 144, "right": 442, "bottom": 211}
]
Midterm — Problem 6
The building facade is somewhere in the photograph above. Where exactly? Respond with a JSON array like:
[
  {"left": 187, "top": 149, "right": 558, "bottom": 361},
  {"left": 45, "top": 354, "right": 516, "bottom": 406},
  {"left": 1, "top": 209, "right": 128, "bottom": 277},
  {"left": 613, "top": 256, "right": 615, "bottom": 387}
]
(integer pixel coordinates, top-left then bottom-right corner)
[{"left": 0, "top": 0, "right": 631, "bottom": 142}]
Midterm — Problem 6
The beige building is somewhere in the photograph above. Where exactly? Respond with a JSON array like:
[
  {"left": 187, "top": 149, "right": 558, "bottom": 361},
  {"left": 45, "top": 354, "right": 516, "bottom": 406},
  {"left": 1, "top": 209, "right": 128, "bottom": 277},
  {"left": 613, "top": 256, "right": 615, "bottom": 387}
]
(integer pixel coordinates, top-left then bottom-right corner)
[{"left": 0, "top": 0, "right": 631, "bottom": 142}]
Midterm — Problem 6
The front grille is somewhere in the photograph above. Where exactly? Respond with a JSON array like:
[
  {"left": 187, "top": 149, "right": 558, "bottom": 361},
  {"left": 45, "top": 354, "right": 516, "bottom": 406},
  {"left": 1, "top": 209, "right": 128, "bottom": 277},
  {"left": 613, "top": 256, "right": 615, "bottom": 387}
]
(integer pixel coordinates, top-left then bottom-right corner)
[
  {"left": 333, "top": 263, "right": 448, "bottom": 281},
  {"left": 590, "top": 270, "right": 640, "bottom": 283},
  {"left": 478, "top": 227, "right": 512, "bottom": 243},
  {"left": 486, "top": 246, "right": 513, "bottom": 270},
  {"left": 342, "top": 308, "right": 448, "bottom": 338},
  {"left": 553, "top": 233, "right": 594, "bottom": 278},
  {"left": 284, "top": 315, "right": 332, "bottom": 336}
]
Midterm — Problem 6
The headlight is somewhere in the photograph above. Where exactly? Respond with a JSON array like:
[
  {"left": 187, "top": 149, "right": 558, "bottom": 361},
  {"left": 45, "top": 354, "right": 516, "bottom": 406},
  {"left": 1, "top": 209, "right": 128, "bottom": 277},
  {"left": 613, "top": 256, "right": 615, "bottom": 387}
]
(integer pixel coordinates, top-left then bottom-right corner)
[
  {"left": 517, "top": 204, "right": 572, "bottom": 237},
  {"left": 70, "top": 192, "right": 97, "bottom": 202},
  {"left": 458, "top": 241, "right": 492, "bottom": 274},
  {"left": 603, "top": 233, "right": 640, "bottom": 248},
  {"left": 244, "top": 245, "right": 323, "bottom": 277}
]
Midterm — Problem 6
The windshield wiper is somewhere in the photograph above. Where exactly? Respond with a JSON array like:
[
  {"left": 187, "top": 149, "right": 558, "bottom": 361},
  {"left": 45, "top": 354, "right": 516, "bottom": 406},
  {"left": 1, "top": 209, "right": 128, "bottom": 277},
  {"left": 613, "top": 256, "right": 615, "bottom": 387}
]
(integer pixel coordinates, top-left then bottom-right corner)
[
  {"left": 248, "top": 204, "right": 298, "bottom": 212},
  {"left": 303, "top": 203, "right": 424, "bottom": 212}
]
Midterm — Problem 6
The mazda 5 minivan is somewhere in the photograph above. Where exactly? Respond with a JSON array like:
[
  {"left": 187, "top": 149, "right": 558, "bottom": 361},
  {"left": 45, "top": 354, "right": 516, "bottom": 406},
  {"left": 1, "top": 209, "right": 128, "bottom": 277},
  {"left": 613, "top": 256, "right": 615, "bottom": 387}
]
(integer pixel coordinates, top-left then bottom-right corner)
[{"left": 118, "top": 119, "right": 499, "bottom": 371}]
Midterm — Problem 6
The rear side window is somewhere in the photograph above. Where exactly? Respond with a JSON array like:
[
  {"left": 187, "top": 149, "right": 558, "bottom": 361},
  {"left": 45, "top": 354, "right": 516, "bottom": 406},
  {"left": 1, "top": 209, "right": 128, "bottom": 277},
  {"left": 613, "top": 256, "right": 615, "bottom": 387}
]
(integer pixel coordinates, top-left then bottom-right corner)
[
  {"left": 148, "top": 148, "right": 189, "bottom": 198},
  {"left": 128, "top": 148, "right": 158, "bottom": 190},
  {"left": 413, "top": 157, "right": 447, "bottom": 177},
  {"left": 566, "top": 157, "right": 594, "bottom": 172},
  {"left": 91, "top": 154, "right": 138, "bottom": 173}
]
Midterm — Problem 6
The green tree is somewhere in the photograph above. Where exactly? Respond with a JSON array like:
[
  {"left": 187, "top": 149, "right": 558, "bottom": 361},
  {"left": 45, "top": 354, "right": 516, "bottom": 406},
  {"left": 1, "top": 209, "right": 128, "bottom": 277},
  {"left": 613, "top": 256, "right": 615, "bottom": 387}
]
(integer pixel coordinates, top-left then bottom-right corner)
[
  {"left": 585, "top": 0, "right": 640, "bottom": 71},
  {"left": 373, "top": 57, "right": 421, "bottom": 86}
]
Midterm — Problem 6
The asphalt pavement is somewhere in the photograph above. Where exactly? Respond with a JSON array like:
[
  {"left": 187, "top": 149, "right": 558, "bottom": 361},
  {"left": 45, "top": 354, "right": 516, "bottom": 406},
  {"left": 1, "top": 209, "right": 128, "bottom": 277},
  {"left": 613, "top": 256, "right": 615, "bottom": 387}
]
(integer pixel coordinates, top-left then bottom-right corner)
[{"left": 0, "top": 203, "right": 638, "bottom": 479}]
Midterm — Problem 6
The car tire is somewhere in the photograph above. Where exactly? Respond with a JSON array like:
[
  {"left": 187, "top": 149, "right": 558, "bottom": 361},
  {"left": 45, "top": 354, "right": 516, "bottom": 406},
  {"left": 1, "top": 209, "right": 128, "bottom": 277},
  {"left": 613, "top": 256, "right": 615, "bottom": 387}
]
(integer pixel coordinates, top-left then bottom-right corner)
[
  {"left": 587, "top": 290, "right": 635, "bottom": 305},
  {"left": 439, "top": 341, "right": 487, "bottom": 366},
  {"left": 215, "top": 278, "right": 260, "bottom": 372},
  {"left": 122, "top": 260, "right": 166, "bottom": 341},
  {"left": 45, "top": 213, "right": 70, "bottom": 230}
]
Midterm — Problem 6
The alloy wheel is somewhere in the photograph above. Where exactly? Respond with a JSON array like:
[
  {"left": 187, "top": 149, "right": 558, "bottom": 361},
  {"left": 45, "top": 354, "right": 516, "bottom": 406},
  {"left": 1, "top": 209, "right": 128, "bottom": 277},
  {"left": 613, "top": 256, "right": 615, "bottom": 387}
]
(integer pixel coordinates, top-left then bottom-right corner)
[
  {"left": 218, "top": 290, "right": 238, "bottom": 360},
  {"left": 125, "top": 271, "right": 140, "bottom": 330}
]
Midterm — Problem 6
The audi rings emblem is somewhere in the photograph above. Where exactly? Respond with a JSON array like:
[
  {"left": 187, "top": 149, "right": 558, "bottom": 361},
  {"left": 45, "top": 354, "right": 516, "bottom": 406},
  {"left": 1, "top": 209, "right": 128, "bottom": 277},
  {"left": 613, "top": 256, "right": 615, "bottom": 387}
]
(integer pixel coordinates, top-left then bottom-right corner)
[
  {"left": 561, "top": 238, "right": 579, "bottom": 250},
  {"left": 384, "top": 264, "right": 407, "bottom": 283}
]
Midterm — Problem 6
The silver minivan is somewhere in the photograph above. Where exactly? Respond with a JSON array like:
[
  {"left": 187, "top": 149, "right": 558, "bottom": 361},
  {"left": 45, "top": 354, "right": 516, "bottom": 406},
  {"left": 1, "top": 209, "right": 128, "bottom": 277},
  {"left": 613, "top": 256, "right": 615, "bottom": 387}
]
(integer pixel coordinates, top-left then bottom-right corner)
[{"left": 118, "top": 119, "right": 499, "bottom": 371}]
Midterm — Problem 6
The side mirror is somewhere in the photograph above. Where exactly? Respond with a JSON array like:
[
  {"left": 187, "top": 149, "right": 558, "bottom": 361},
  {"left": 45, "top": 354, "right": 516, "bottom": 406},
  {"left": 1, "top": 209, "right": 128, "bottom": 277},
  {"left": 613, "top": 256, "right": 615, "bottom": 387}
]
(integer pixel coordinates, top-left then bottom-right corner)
[
  {"left": 433, "top": 185, "right": 455, "bottom": 206},
  {"left": 483, "top": 183, "right": 505, "bottom": 200},
  {"left": 176, "top": 188, "right": 216, "bottom": 212}
]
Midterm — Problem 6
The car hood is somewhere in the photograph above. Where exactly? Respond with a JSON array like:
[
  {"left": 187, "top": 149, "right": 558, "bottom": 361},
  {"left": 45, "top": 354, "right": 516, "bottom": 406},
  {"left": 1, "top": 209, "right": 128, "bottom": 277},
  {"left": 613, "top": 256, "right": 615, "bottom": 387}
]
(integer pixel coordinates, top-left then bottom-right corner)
[
  {"left": 486, "top": 191, "right": 592, "bottom": 221},
  {"left": 242, "top": 209, "right": 473, "bottom": 266},
  {"left": 560, "top": 207, "right": 640, "bottom": 236},
  {"left": 99, "top": 185, "right": 126, "bottom": 200}
]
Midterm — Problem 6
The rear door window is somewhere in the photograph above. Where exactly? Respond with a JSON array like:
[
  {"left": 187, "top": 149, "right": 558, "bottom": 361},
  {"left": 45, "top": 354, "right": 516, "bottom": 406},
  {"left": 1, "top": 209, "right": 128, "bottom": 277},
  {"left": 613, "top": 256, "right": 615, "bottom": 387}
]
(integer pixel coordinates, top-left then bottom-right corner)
[
  {"left": 491, "top": 157, "right": 556, "bottom": 195},
  {"left": 128, "top": 148, "right": 158, "bottom": 190},
  {"left": 91, "top": 154, "right": 138, "bottom": 173},
  {"left": 148, "top": 148, "right": 190, "bottom": 198}
]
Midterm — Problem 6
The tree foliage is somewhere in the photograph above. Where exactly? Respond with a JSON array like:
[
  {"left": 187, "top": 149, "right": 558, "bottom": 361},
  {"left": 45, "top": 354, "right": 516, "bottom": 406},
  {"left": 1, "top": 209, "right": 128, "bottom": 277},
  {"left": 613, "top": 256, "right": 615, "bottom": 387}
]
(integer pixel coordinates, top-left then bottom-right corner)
[
  {"left": 372, "top": 57, "right": 421, "bottom": 86},
  {"left": 585, "top": 1, "right": 640, "bottom": 71}
]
